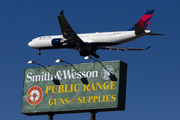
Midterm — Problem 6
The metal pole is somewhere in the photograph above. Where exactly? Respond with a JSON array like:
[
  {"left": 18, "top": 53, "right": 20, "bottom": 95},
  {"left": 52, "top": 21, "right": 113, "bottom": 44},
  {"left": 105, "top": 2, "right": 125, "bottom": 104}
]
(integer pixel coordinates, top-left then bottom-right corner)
[
  {"left": 90, "top": 111, "right": 96, "bottom": 120},
  {"left": 48, "top": 114, "right": 54, "bottom": 120},
  {"left": 90, "top": 57, "right": 112, "bottom": 75},
  {"left": 34, "top": 62, "right": 57, "bottom": 80},
  {"left": 63, "top": 61, "right": 85, "bottom": 79}
]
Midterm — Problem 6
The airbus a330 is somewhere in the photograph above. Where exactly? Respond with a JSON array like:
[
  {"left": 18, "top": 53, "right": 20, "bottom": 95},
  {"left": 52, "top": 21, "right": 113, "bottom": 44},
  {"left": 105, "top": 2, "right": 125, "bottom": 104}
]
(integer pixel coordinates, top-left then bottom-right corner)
[{"left": 28, "top": 9, "right": 164, "bottom": 58}]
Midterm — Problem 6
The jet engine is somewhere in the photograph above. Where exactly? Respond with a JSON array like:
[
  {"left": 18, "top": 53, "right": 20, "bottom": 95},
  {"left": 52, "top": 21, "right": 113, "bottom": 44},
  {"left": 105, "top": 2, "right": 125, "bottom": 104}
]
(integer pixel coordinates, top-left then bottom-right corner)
[
  {"left": 79, "top": 49, "right": 99, "bottom": 58},
  {"left": 51, "top": 38, "right": 68, "bottom": 46}
]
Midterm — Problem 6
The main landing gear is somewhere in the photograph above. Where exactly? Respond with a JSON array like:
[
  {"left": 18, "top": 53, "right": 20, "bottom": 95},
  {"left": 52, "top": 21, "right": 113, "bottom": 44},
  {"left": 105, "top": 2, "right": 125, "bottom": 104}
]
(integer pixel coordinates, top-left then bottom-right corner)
[
  {"left": 91, "top": 50, "right": 99, "bottom": 59},
  {"left": 38, "top": 49, "right": 41, "bottom": 55},
  {"left": 79, "top": 49, "right": 100, "bottom": 59},
  {"left": 92, "top": 54, "right": 99, "bottom": 59}
]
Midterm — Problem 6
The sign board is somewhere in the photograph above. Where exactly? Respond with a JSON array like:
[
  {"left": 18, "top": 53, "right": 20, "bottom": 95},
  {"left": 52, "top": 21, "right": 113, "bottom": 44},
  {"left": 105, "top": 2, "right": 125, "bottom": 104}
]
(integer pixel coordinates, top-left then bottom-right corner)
[{"left": 21, "top": 60, "right": 127, "bottom": 115}]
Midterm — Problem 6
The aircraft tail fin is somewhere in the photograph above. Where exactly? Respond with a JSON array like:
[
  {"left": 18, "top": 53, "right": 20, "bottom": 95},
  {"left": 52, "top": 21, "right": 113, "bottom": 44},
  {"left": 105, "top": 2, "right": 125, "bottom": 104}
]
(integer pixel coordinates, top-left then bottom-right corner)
[
  {"left": 134, "top": 23, "right": 145, "bottom": 35},
  {"left": 129, "top": 9, "right": 155, "bottom": 30},
  {"left": 134, "top": 22, "right": 165, "bottom": 36}
]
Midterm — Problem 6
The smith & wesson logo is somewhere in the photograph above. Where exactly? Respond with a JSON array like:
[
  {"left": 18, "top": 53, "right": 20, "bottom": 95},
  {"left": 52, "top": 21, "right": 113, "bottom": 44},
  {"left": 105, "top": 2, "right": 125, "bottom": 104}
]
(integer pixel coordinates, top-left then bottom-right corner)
[{"left": 25, "top": 65, "right": 114, "bottom": 82}]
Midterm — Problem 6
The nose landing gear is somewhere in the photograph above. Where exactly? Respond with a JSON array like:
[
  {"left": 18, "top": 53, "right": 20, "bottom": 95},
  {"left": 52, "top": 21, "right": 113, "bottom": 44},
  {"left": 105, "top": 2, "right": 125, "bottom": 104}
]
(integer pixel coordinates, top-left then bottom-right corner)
[{"left": 38, "top": 49, "right": 41, "bottom": 55}]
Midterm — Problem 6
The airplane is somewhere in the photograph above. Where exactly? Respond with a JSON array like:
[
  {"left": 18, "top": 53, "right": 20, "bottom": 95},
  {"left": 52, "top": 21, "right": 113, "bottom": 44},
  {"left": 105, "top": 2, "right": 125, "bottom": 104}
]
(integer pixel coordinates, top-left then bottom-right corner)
[{"left": 28, "top": 9, "right": 164, "bottom": 58}]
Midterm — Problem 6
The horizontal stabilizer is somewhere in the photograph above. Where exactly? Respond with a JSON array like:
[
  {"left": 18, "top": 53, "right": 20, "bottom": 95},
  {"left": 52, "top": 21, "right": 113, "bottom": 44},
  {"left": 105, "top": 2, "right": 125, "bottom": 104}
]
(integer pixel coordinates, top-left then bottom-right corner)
[{"left": 146, "top": 33, "right": 165, "bottom": 35}]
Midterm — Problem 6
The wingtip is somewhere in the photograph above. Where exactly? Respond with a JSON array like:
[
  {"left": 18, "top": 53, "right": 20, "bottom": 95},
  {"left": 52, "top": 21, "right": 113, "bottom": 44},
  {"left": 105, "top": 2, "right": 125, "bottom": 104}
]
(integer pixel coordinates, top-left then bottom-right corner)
[
  {"left": 146, "top": 46, "right": 151, "bottom": 49},
  {"left": 60, "top": 10, "right": 64, "bottom": 15}
]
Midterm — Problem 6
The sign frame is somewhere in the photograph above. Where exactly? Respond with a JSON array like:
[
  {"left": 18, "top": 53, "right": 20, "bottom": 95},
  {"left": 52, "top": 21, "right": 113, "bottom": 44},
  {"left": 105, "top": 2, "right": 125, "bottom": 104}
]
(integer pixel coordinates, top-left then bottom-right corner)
[{"left": 21, "top": 60, "right": 127, "bottom": 116}]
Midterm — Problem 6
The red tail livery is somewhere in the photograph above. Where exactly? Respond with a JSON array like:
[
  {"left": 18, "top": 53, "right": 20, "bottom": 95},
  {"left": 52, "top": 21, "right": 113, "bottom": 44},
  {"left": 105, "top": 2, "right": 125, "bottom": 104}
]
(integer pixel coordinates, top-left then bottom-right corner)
[{"left": 130, "top": 9, "right": 155, "bottom": 30}]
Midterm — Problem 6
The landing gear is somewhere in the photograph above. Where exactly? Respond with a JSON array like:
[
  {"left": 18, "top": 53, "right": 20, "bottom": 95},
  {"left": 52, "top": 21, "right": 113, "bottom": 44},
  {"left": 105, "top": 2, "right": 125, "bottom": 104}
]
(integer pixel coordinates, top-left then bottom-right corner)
[
  {"left": 93, "top": 54, "right": 99, "bottom": 59},
  {"left": 38, "top": 49, "right": 41, "bottom": 55},
  {"left": 91, "top": 50, "right": 99, "bottom": 59}
]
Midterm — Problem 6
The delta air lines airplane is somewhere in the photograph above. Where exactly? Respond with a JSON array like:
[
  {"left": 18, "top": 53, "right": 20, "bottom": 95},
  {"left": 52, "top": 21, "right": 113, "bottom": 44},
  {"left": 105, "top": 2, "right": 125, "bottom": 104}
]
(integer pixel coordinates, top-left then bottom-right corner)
[{"left": 28, "top": 9, "right": 164, "bottom": 58}]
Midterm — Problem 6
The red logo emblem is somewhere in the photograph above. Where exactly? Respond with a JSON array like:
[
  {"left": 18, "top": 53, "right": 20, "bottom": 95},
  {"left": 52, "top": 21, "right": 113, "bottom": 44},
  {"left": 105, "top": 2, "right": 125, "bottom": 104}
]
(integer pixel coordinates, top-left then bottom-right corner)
[{"left": 26, "top": 86, "right": 43, "bottom": 108}]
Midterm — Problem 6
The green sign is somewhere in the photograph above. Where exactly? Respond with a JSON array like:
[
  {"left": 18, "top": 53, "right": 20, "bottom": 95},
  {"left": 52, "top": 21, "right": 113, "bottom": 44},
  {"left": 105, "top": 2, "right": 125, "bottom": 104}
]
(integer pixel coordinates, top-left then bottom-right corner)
[{"left": 21, "top": 60, "right": 127, "bottom": 115}]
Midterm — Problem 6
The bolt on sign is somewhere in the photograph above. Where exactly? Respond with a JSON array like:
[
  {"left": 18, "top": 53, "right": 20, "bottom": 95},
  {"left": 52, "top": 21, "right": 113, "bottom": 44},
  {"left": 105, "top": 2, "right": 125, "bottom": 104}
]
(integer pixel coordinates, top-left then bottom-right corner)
[{"left": 21, "top": 60, "right": 127, "bottom": 115}]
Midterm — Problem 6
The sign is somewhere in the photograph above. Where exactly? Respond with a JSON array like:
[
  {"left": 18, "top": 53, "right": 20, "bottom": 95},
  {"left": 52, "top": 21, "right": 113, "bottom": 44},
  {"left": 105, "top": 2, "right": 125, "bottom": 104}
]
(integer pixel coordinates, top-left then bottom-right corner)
[{"left": 21, "top": 60, "right": 127, "bottom": 115}]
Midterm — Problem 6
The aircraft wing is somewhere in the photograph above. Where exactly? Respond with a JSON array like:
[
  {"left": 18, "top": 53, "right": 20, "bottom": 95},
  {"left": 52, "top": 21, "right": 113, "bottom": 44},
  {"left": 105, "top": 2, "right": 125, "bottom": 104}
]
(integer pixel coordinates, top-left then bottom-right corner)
[
  {"left": 58, "top": 10, "right": 86, "bottom": 45},
  {"left": 98, "top": 46, "right": 151, "bottom": 51}
]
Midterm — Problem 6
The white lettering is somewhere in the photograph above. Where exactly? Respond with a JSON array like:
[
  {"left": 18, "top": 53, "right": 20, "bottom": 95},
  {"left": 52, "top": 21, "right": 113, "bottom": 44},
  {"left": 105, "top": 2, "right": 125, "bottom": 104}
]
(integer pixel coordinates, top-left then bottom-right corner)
[
  {"left": 63, "top": 70, "right": 71, "bottom": 79},
  {"left": 86, "top": 71, "right": 92, "bottom": 78},
  {"left": 92, "top": 71, "right": 98, "bottom": 77},
  {"left": 26, "top": 72, "right": 32, "bottom": 82},
  {"left": 32, "top": 75, "right": 41, "bottom": 81},
  {"left": 55, "top": 70, "right": 63, "bottom": 80},
  {"left": 25, "top": 69, "right": 99, "bottom": 83},
  {"left": 71, "top": 70, "right": 77, "bottom": 79}
]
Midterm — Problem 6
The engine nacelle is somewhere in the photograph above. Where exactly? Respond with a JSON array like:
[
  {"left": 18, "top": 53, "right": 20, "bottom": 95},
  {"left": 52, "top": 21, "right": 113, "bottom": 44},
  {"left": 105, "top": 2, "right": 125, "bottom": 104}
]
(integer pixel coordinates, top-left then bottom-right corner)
[
  {"left": 51, "top": 38, "right": 68, "bottom": 46},
  {"left": 51, "top": 38, "right": 62, "bottom": 46},
  {"left": 79, "top": 49, "right": 99, "bottom": 58}
]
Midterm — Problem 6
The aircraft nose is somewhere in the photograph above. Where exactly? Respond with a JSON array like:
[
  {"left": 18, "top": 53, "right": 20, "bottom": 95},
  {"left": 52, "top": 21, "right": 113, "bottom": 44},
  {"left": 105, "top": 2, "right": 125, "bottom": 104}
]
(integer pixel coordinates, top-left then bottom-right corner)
[
  {"left": 28, "top": 41, "right": 32, "bottom": 47},
  {"left": 28, "top": 41, "right": 36, "bottom": 48}
]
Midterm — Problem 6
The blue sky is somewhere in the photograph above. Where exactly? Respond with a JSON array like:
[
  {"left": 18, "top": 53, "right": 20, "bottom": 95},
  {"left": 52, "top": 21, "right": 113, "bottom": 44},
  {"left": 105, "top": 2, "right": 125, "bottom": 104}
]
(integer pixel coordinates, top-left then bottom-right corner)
[{"left": 1, "top": 0, "right": 179, "bottom": 120}]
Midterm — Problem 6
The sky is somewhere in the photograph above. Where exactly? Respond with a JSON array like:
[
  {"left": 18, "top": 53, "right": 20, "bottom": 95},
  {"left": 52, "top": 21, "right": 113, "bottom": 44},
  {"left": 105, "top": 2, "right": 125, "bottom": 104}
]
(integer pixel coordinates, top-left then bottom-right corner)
[{"left": 0, "top": 0, "right": 179, "bottom": 120}]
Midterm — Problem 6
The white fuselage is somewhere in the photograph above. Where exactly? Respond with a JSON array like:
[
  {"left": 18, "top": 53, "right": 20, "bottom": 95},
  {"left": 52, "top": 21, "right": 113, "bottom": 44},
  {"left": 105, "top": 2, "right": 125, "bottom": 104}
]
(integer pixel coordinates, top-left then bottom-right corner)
[{"left": 28, "top": 30, "right": 151, "bottom": 49}]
